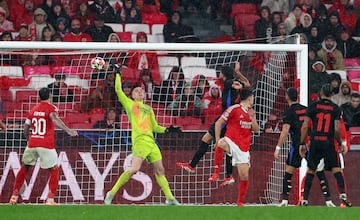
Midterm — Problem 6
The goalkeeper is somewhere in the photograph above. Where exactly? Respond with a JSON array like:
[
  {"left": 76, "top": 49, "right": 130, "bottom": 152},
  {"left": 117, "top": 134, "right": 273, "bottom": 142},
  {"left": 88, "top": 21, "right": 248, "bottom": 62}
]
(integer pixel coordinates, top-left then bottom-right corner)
[{"left": 104, "top": 66, "right": 181, "bottom": 205}]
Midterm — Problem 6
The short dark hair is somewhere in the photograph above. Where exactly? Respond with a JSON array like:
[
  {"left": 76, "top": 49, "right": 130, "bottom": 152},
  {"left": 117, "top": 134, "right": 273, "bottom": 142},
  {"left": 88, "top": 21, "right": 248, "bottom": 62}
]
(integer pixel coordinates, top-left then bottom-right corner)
[
  {"left": 286, "top": 87, "right": 298, "bottom": 101},
  {"left": 351, "top": 92, "right": 360, "bottom": 99},
  {"left": 320, "top": 83, "right": 333, "bottom": 97},
  {"left": 240, "top": 88, "right": 254, "bottom": 101},
  {"left": 39, "top": 87, "right": 51, "bottom": 100},
  {"left": 220, "top": 65, "right": 233, "bottom": 80}
]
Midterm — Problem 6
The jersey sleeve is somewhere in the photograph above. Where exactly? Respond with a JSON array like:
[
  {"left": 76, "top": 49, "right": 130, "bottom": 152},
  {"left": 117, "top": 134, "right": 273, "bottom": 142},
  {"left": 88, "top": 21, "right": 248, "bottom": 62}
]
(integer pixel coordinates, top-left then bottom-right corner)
[
  {"left": 282, "top": 109, "right": 292, "bottom": 125},
  {"left": 150, "top": 108, "right": 167, "bottom": 133},
  {"left": 115, "top": 74, "right": 133, "bottom": 112}
]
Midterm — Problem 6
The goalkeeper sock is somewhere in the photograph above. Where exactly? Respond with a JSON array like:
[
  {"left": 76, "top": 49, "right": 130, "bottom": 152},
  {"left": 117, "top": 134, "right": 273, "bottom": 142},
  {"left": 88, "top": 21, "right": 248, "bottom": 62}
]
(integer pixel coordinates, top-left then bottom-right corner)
[
  {"left": 316, "top": 171, "right": 331, "bottom": 200},
  {"left": 13, "top": 167, "right": 27, "bottom": 195},
  {"left": 189, "top": 141, "right": 209, "bottom": 168},
  {"left": 48, "top": 166, "right": 60, "bottom": 198},
  {"left": 237, "top": 180, "right": 249, "bottom": 205},
  {"left": 282, "top": 172, "right": 293, "bottom": 200},
  {"left": 155, "top": 174, "right": 174, "bottom": 200},
  {"left": 110, "top": 171, "right": 132, "bottom": 195},
  {"left": 213, "top": 146, "right": 223, "bottom": 174}
]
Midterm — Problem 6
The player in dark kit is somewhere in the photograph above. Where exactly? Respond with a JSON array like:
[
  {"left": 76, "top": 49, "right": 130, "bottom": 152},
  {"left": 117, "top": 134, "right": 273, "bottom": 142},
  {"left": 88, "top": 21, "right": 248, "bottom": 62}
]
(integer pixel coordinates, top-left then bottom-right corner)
[
  {"left": 299, "top": 84, "right": 352, "bottom": 207},
  {"left": 274, "top": 87, "right": 307, "bottom": 206}
]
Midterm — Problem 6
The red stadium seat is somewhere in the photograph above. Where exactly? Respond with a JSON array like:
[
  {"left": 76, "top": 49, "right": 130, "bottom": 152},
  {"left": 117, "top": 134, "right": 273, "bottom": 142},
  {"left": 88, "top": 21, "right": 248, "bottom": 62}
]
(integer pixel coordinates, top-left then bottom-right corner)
[
  {"left": 89, "top": 112, "right": 105, "bottom": 125},
  {"left": 120, "top": 114, "right": 131, "bottom": 129},
  {"left": 234, "top": 14, "right": 259, "bottom": 40},
  {"left": 230, "top": 4, "right": 258, "bottom": 17},
  {"left": 69, "top": 122, "right": 92, "bottom": 129},
  {"left": 0, "top": 89, "right": 13, "bottom": 101},
  {"left": 350, "top": 127, "right": 360, "bottom": 145},
  {"left": 116, "top": 32, "right": 133, "bottom": 42},
  {"left": 23, "top": 65, "right": 52, "bottom": 79},
  {"left": 16, "top": 89, "right": 38, "bottom": 102},
  {"left": 142, "top": 13, "right": 168, "bottom": 27}
]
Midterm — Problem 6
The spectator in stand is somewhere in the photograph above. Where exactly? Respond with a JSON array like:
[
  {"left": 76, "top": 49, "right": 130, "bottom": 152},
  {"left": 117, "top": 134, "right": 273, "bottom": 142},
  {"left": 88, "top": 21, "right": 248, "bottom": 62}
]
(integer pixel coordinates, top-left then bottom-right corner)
[
  {"left": 254, "top": 6, "right": 272, "bottom": 44},
  {"left": 163, "top": 10, "right": 194, "bottom": 43},
  {"left": 261, "top": 0, "right": 289, "bottom": 15},
  {"left": 308, "top": 47, "right": 321, "bottom": 72},
  {"left": 311, "top": 4, "right": 329, "bottom": 41},
  {"left": 201, "top": 84, "right": 222, "bottom": 118},
  {"left": 332, "top": 81, "right": 353, "bottom": 106},
  {"left": 127, "top": 32, "right": 159, "bottom": 71},
  {"left": 136, "top": 68, "right": 157, "bottom": 102},
  {"left": 353, "top": 16, "right": 360, "bottom": 37},
  {"left": 122, "top": 80, "right": 133, "bottom": 98},
  {"left": 38, "top": 0, "right": 56, "bottom": 23},
  {"left": 47, "top": 73, "right": 74, "bottom": 103},
  {"left": 302, "top": 0, "right": 317, "bottom": 19},
  {"left": 0, "top": 0, "right": 9, "bottom": 19},
  {"left": 102, "top": 71, "right": 120, "bottom": 111},
  {"left": 81, "top": 81, "right": 104, "bottom": 113},
  {"left": 329, "top": 72, "right": 342, "bottom": 95},
  {"left": 47, "top": 3, "right": 69, "bottom": 29},
  {"left": 273, "top": 23, "right": 291, "bottom": 44},
  {"left": 271, "top": 12, "right": 283, "bottom": 37},
  {"left": 55, "top": 17, "right": 69, "bottom": 39},
  {"left": 15, "top": 23, "right": 32, "bottom": 41},
  {"left": 291, "top": 13, "right": 312, "bottom": 35},
  {"left": 0, "top": 30, "right": 12, "bottom": 41},
  {"left": 107, "top": 33, "right": 120, "bottom": 42},
  {"left": 63, "top": 17, "right": 92, "bottom": 42},
  {"left": 284, "top": 4, "right": 303, "bottom": 34},
  {"left": 85, "top": 14, "right": 114, "bottom": 42},
  {"left": 341, "top": 92, "right": 360, "bottom": 130},
  {"left": 89, "top": 0, "right": 115, "bottom": 23},
  {"left": 167, "top": 83, "right": 203, "bottom": 117},
  {"left": 15, "top": 0, "right": 35, "bottom": 30},
  {"left": 328, "top": 11, "right": 344, "bottom": 40},
  {"left": 93, "top": 107, "right": 120, "bottom": 129},
  {"left": 308, "top": 60, "right": 330, "bottom": 103},
  {"left": 192, "top": 74, "right": 210, "bottom": 99},
  {"left": 153, "top": 66, "right": 186, "bottom": 105},
  {"left": 317, "top": 34, "right": 345, "bottom": 70},
  {"left": 29, "top": 8, "right": 55, "bottom": 41},
  {"left": 75, "top": 0, "right": 95, "bottom": 32},
  {"left": 41, "top": 26, "right": 54, "bottom": 41},
  {"left": 308, "top": 25, "right": 322, "bottom": 52},
  {"left": 116, "top": 0, "right": 142, "bottom": 24},
  {"left": 336, "top": 26, "right": 360, "bottom": 59},
  {"left": 9, "top": 0, "right": 26, "bottom": 25},
  {"left": 0, "top": 6, "right": 14, "bottom": 32}
]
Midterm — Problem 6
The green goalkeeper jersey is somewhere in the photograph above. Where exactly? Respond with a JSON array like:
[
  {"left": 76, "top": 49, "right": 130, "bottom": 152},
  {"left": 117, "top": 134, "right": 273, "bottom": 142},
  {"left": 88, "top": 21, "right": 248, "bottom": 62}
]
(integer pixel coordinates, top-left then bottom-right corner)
[{"left": 115, "top": 74, "right": 166, "bottom": 146}]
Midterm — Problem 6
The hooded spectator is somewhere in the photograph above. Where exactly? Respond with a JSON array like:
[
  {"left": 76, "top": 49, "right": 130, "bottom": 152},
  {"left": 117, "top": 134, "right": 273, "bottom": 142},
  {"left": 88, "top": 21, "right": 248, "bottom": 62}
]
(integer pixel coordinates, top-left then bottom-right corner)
[
  {"left": 0, "top": 6, "right": 14, "bottom": 32},
  {"left": 336, "top": 26, "right": 360, "bottom": 58},
  {"left": 163, "top": 10, "right": 194, "bottom": 43},
  {"left": 328, "top": 10, "right": 344, "bottom": 39},
  {"left": 29, "top": 7, "right": 55, "bottom": 41},
  {"left": 332, "top": 81, "right": 353, "bottom": 106},
  {"left": 308, "top": 60, "right": 330, "bottom": 102},
  {"left": 329, "top": 72, "right": 342, "bottom": 94},
  {"left": 317, "top": 34, "right": 345, "bottom": 70}
]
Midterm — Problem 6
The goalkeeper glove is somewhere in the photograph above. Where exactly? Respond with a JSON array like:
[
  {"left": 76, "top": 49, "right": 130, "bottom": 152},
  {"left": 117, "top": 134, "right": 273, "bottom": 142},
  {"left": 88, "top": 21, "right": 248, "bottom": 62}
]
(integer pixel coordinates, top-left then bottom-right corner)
[
  {"left": 166, "top": 125, "right": 182, "bottom": 133},
  {"left": 113, "top": 64, "right": 122, "bottom": 75}
]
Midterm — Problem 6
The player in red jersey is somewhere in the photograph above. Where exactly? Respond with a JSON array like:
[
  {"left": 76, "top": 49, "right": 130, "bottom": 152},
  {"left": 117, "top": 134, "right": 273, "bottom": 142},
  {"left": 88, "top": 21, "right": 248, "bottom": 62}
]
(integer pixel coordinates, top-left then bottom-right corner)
[
  {"left": 9, "top": 87, "right": 78, "bottom": 205},
  {"left": 209, "top": 89, "right": 260, "bottom": 206}
]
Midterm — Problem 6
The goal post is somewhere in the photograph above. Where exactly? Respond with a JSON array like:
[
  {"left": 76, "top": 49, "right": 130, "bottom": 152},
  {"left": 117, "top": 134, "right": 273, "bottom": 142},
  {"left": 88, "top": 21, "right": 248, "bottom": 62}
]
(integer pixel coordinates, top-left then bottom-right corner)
[{"left": 0, "top": 41, "right": 308, "bottom": 205}]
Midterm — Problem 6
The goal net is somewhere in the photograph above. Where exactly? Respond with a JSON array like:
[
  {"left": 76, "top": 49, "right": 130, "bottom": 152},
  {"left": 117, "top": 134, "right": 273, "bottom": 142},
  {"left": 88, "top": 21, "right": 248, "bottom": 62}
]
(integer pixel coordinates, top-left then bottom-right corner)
[{"left": 0, "top": 41, "right": 307, "bottom": 205}]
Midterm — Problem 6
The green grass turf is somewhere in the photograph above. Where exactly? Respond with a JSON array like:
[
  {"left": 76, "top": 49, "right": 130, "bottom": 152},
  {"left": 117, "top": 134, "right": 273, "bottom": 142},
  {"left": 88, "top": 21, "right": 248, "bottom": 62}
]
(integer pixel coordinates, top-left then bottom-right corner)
[{"left": 0, "top": 205, "right": 358, "bottom": 220}]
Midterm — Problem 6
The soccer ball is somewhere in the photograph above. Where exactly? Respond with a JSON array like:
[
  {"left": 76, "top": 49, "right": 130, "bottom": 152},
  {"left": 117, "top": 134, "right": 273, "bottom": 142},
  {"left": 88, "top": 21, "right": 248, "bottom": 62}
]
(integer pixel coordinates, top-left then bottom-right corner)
[{"left": 90, "top": 57, "right": 105, "bottom": 70}]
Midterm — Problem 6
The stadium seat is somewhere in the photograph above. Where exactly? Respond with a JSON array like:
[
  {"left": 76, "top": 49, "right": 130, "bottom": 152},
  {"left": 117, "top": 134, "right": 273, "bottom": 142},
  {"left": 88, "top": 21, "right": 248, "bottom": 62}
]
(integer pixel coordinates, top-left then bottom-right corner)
[
  {"left": 180, "top": 57, "right": 206, "bottom": 68},
  {"left": 105, "top": 23, "right": 123, "bottom": 32},
  {"left": 120, "top": 114, "right": 131, "bottom": 129},
  {"left": 65, "top": 75, "right": 90, "bottom": 89},
  {"left": 151, "top": 24, "right": 165, "bottom": 43},
  {"left": 69, "top": 122, "right": 92, "bottom": 129},
  {"left": 347, "top": 70, "right": 360, "bottom": 81},
  {"left": 28, "top": 75, "right": 54, "bottom": 89},
  {"left": 0, "top": 89, "right": 12, "bottom": 101},
  {"left": 116, "top": 32, "right": 132, "bottom": 42},
  {"left": 157, "top": 56, "right": 179, "bottom": 80},
  {"left": 234, "top": 14, "right": 259, "bottom": 40},
  {"left": 89, "top": 112, "right": 105, "bottom": 125},
  {"left": 23, "top": 65, "right": 52, "bottom": 79},
  {"left": 124, "top": 23, "right": 150, "bottom": 34},
  {"left": 0, "top": 66, "right": 23, "bottom": 78},
  {"left": 327, "top": 70, "right": 347, "bottom": 80},
  {"left": 230, "top": 3, "right": 258, "bottom": 17},
  {"left": 142, "top": 13, "right": 168, "bottom": 26},
  {"left": 350, "top": 127, "right": 360, "bottom": 145},
  {"left": 182, "top": 67, "right": 217, "bottom": 80},
  {"left": 64, "top": 112, "right": 89, "bottom": 124},
  {"left": 344, "top": 58, "right": 360, "bottom": 67},
  {"left": 15, "top": 89, "right": 38, "bottom": 102}
]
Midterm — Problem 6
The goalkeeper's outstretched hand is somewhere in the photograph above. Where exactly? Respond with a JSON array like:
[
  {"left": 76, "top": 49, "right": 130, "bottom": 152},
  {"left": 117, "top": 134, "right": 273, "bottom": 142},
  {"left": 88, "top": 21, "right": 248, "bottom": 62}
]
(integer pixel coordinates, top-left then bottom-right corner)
[
  {"left": 166, "top": 125, "right": 182, "bottom": 133},
  {"left": 113, "top": 64, "right": 122, "bottom": 75}
]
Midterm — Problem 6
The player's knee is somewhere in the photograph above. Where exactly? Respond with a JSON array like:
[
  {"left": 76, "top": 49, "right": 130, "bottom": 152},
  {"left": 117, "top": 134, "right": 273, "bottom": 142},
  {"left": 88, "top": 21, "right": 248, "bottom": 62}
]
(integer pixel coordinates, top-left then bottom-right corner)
[{"left": 217, "top": 139, "right": 227, "bottom": 149}]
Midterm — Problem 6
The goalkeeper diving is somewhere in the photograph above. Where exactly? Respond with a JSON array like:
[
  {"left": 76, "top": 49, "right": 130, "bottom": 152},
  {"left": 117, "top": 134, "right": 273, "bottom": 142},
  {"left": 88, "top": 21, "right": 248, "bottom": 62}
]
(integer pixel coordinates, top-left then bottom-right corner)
[{"left": 104, "top": 65, "right": 181, "bottom": 205}]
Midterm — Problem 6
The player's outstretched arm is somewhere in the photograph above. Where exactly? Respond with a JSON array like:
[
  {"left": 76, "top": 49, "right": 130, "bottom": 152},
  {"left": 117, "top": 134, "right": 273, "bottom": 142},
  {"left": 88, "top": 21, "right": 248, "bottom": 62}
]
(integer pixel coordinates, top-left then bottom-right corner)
[
  {"left": 114, "top": 70, "right": 132, "bottom": 108},
  {"left": 274, "top": 124, "right": 290, "bottom": 160},
  {"left": 50, "top": 112, "right": 78, "bottom": 137}
]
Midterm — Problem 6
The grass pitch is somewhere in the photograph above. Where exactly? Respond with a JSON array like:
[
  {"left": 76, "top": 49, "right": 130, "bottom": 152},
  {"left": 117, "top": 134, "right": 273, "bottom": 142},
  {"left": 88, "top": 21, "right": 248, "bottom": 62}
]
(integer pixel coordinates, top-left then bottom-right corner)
[{"left": 1, "top": 205, "right": 358, "bottom": 220}]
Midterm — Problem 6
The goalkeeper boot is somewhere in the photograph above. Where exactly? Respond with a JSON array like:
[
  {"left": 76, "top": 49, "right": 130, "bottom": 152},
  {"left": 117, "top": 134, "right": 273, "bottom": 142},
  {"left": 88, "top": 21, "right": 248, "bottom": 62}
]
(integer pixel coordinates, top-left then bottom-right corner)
[
  {"left": 325, "top": 200, "right": 336, "bottom": 207},
  {"left": 45, "top": 198, "right": 58, "bottom": 205},
  {"left": 339, "top": 193, "right": 352, "bottom": 207},
  {"left": 208, "top": 172, "right": 219, "bottom": 182},
  {"left": 104, "top": 191, "right": 114, "bottom": 205},
  {"left": 9, "top": 195, "right": 18, "bottom": 205},
  {"left": 166, "top": 198, "right": 180, "bottom": 206},
  {"left": 220, "top": 176, "right": 235, "bottom": 187},
  {"left": 176, "top": 162, "right": 195, "bottom": 173},
  {"left": 278, "top": 200, "right": 288, "bottom": 207}
]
